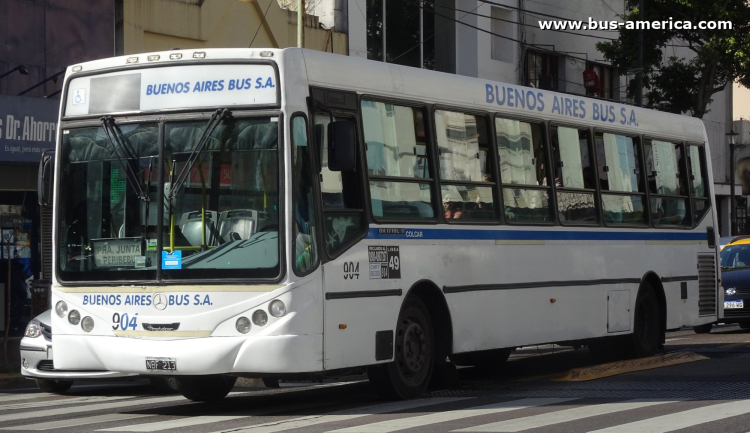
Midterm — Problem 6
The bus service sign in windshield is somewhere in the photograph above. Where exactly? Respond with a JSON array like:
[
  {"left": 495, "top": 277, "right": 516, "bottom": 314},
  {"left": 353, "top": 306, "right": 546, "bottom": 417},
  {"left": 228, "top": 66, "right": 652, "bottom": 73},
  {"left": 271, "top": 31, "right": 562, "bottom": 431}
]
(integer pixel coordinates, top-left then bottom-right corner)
[
  {"left": 92, "top": 238, "right": 143, "bottom": 268},
  {"left": 64, "top": 64, "right": 278, "bottom": 116}
]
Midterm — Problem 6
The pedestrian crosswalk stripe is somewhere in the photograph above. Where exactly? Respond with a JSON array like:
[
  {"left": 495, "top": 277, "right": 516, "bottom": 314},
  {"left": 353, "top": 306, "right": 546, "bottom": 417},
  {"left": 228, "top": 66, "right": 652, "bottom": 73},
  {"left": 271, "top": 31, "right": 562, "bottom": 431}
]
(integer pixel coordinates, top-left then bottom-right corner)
[
  {"left": 209, "top": 397, "right": 473, "bottom": 433},
  {"left": 0, "top": 395, "right": 187, "bottom": 424},
  {"left": 454, "top": 399, "right": 679, "bottom": 432},
  {"left": 0, "top": 395, "right": 131, "bottom": 412},
  {"left": 0, "top": 393, "right": 48, "bottom": 404},
  {"left": 589, "top": 399, "right": 750, "bottom": 433},
  {"left": 1, "top": 414, "right": 155, "bottom": 431},
  {"left": 327, "top": 398, "right": 576, "bottom": 433},
  {"left": 99, "top": 415, "right": 249, "bottom": 432}
]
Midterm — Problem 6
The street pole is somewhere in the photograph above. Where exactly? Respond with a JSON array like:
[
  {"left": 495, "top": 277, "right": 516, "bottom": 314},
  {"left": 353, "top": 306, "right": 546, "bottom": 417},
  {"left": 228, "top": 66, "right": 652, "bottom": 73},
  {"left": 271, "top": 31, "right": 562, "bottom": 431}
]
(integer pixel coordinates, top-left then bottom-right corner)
[
  {"left": 728, "top": 130, "right": 739, "bottom": 235},
  {"left": 297, "top": 0, "right": 304, "bottom": 48},
  {"left": 731, "top": 141, "right": 736, "bottom": 235},
  {"left": 635, "top": 0, "right": 643, "bottom": 106}
]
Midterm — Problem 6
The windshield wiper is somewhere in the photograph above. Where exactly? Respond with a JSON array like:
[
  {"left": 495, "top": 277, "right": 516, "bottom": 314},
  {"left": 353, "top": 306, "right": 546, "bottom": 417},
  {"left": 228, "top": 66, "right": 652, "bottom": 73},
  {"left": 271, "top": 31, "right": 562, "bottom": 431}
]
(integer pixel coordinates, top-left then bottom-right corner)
[
  {"left": 101, "top": 116, "right": 148, "bottom": 202},
  {"left": 167, "top": 108, "right": 231, "bottom": 201}
]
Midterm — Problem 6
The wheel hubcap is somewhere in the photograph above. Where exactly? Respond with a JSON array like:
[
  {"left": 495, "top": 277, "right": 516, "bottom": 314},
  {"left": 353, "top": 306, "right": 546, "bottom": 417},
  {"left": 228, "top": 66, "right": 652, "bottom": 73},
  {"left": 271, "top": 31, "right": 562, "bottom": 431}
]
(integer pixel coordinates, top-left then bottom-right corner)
[{"left": 398, "top": 318, "right": 427, "bottom": 378}]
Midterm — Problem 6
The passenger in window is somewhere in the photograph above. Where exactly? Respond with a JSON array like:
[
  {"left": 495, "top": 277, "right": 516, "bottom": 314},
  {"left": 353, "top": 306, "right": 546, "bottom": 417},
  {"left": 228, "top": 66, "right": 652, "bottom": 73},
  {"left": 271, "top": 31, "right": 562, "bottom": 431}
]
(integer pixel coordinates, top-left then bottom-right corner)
[{"left": 443, "top": 193, "right": 463, "bottom": 219}]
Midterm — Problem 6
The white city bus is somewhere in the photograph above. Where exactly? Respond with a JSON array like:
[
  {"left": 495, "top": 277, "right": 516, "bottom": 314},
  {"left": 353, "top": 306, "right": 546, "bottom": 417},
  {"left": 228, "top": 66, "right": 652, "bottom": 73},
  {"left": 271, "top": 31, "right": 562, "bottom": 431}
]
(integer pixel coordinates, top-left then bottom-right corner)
[{"left": 43, "top": 48, "right": 720, "bottom": 401}]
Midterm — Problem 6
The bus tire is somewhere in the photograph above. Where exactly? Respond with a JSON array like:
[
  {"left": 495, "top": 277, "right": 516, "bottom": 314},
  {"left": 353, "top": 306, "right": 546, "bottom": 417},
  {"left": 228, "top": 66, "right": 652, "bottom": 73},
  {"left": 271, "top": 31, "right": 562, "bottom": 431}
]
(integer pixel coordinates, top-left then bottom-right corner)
[
  {"left": 368, "top": 296, "right": 434, "bottom": 400},
  {"left": 174, "top": 374, "right": 237, "bottom": 402},
  {"left": 36, "top": 379, "right": 73, "bottom": 394},
  {"left": 693, "top": 323, "right": 713, "bottom": 334},
  {"left": 149, "top": 377, "right": 179, "bottom": 394},
  {"left": 630, "top": 284, "right": 662, "bottom": 358},
  {"left": 739, "top": 322, "right": 750, "bottom": 330}
]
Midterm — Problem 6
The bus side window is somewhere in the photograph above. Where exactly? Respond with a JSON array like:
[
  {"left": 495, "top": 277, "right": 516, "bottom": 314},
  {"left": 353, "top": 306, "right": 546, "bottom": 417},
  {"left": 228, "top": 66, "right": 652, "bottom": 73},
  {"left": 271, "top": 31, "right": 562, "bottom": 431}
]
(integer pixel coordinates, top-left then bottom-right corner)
[
  {"left": 688, "top": 144, "right": 710, "bottom": 224},
  {"left": 292, "top": 115, "right": 319, "bottom": 274},
  {"left": 595, "top": 133, "right": 647, "bottom": 225},
  {"left": 434, "top": 110, "right": 496, "bottom": 222},
  {"left": 362, "top": 100, "right": 434, "bottom": 220},
  {"left": 495, "top": 117, "right": 551, "bottom": 223},
  {"left": 551, "top": 126, "right": 597, "bottom": 224},
  {"left": 643, "top": 139, "right": 690, "bottom": 226},
  {"left": 314, "top": 113, "right": 365, "bottom": 256}
]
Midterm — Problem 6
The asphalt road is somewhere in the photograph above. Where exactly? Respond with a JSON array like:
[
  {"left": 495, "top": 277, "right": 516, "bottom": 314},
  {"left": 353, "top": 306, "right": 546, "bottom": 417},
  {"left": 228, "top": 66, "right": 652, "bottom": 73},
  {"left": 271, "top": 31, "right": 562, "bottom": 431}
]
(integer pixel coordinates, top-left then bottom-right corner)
[{"left": 2, "top": 324, "right": 750, "bottom": 433}]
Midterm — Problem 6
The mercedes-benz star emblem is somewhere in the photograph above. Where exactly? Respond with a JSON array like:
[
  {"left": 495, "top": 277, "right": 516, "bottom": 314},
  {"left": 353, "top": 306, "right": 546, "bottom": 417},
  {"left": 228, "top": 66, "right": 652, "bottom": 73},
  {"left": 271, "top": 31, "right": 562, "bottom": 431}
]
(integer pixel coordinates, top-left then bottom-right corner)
[
  {"left": 153, "top": 293, "right": 168, "bottom": 311},
  {"left": 726, "top": 288, "right": 737, "bottom": 296}
]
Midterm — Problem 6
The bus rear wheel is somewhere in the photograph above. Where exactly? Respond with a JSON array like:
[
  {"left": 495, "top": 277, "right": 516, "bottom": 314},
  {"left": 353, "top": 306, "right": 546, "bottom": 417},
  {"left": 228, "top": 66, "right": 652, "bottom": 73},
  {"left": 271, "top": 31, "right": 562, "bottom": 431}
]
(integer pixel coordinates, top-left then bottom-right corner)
[
  {"left": 174, "top": 374, "right": 237, "bottom": 402},
  {"left": 630, "top": 284, "right": 662, "bottom": 358},
  {"left": 368, "top": 296, "right": 434, "bottom": 400}
]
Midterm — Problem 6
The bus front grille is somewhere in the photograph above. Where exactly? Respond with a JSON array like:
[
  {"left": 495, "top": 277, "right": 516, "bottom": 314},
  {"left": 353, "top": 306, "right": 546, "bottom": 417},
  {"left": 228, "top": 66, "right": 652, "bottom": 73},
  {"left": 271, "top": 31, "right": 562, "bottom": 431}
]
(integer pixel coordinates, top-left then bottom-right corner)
[
  {"left": 37, "top": 360, "right": 55, "bottom": 371},
  {"left": 697, "top": 253, "right": 717, "bottom": 316}
]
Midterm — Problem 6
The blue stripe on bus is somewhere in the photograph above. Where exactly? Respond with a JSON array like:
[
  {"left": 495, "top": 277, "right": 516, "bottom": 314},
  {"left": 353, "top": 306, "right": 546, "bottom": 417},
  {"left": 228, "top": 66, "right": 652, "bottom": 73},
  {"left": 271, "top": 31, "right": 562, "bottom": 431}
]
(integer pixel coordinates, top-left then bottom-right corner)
[{"left": 365, "top": 228, "right": 707, "bottom": 241}]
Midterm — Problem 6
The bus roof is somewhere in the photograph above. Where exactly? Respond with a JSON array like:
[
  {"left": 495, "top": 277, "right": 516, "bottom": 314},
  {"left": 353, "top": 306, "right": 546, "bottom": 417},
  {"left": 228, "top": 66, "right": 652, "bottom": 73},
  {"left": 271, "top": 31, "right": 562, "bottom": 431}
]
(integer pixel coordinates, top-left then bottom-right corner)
[{"left": 64, "top": 48, "right": 706, "bottom": 143}]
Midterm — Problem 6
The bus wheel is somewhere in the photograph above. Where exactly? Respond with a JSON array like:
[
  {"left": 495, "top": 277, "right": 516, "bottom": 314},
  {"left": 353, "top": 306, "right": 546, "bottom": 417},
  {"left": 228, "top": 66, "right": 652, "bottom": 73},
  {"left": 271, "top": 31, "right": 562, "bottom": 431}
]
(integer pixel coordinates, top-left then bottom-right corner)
[
  {"left": 693, "top": 323, "right": 713, "bottom": 334},
  {"left": 630, "top": 284, "right": 662, "bottom": 358},
  {"left": 368, "top": 296, "right": 434, "bottom": 400},
  {"left": 174, "top": 375, "right": 237, "bottom": 402},
  {"left": 36, "top": 379, "right": 73, "bottom": 394},
  {"left": 739, "top": 322, "right": 750, "bottom": 330}
]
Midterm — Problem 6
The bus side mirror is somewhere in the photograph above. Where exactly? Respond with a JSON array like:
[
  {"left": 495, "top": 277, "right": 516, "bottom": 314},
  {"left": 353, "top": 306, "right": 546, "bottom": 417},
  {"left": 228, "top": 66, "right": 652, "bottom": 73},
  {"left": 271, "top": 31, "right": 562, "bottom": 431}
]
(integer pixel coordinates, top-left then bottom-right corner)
[
  {"left": 38, "top": 150, "right": 55, "bottom": 206},
  {"left": 328, "top": 120, "right": 356, "bottom": 172}
]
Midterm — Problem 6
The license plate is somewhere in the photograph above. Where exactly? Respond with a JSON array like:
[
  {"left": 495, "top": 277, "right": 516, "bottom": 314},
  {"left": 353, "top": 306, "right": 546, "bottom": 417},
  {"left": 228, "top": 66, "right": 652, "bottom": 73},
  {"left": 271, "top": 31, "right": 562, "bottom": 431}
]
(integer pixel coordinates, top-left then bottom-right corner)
[
  {"left": 145, "top": 357, "right": 177, "bottom": 371},
  {"left": 725, "top": 300, "right": 744, "bottom": 309}
]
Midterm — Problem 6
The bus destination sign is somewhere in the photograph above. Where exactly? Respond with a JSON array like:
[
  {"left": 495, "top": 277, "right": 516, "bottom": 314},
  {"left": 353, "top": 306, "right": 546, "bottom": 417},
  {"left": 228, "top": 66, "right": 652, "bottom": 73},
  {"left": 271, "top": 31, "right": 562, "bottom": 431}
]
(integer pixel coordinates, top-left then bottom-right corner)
[{"left": 92, "top": 238, "right": 143, "bottom": 268}]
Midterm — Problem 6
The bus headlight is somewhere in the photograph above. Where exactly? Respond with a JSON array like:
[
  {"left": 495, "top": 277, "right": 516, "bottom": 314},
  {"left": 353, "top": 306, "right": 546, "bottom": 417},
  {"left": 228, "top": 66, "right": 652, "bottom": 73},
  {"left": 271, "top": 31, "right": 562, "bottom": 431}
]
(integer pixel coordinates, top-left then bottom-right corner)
[
  {"left": 68, "top": 310, "right": 81, "bottom": 325},
  {"left": 236, "top": 317, "right": 251, "bottom": 334},
  {"left": 269, "top": 300, "right": 286, "bottom": 318},
  {"left": 252, "top": 310, "right": 268, "bottom": 327},
  {"left": 55, "top": 301, "right": 67, "bottom": 318},
  {"left": 24, "top": 320, "right": 41, "bottom": 338},
  {"left": 81, "top": 316, "right": 95, "bottom": 332}
]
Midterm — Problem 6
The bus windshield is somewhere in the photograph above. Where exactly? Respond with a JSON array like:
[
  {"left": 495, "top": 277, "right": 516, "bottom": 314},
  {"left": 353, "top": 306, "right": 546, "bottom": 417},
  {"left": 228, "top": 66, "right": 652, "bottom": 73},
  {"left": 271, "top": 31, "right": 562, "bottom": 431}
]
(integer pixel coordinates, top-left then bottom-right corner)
[{"left": 57, "top": 116, "right": 281, "bottom": 282}]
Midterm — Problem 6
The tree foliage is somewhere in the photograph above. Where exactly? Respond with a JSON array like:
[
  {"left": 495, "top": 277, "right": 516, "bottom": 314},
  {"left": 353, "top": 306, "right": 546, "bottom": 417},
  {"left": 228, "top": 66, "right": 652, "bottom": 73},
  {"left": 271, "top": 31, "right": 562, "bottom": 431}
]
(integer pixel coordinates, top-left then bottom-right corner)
[{"left": 597, "top": 0, "right": 750, "bottom": 118}]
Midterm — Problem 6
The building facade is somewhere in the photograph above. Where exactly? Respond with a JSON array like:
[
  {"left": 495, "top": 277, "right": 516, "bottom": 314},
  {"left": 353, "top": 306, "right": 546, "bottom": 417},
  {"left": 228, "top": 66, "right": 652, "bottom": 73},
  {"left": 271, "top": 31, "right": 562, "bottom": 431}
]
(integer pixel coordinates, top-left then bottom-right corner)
[
  {"left": 117, "top": 0, "right": 347, "bottom": 56},
  {"left": 346, "top": 0, "right": 735, "bottom": 235},
  {"left": 0, "top": 0, "right": 115, "bottom": 332}
]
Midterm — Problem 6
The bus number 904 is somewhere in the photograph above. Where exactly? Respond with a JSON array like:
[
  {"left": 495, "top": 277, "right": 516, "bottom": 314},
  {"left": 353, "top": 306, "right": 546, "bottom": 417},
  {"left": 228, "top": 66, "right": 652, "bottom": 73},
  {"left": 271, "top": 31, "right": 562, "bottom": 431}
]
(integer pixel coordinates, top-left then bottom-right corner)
[{"left": 112, "top": 312, "right": 138, "bottom": 331}]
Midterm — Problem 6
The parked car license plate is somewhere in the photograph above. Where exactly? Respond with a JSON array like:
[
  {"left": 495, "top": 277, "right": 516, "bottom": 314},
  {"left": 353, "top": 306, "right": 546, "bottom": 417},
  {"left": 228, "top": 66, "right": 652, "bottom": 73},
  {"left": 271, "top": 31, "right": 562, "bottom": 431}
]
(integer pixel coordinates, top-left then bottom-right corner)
[
  {"left": 145, "top": 357, "right": 177, "bottom": 371},
  {"left": 725, "top": 300, "right": 744, "bottom": 309}
]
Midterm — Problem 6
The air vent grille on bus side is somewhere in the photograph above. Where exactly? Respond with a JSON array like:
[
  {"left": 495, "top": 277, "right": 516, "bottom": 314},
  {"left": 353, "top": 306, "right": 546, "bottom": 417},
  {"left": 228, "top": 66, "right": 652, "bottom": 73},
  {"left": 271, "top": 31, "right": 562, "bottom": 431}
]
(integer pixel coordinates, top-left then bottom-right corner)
[{"left": 697, "top": 253, "right": 717, "bottom": 316}]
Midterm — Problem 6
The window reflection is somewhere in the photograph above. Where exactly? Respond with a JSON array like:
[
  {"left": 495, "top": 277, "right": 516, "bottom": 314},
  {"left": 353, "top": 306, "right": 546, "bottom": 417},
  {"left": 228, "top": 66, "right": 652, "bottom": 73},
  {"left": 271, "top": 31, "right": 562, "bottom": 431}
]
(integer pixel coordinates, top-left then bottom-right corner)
[
  {"left": 363, "top": 100, "right": 433, "bottom": 220},
  {"left": 435, "top": 110, "right": 490, "bottom": 182}
]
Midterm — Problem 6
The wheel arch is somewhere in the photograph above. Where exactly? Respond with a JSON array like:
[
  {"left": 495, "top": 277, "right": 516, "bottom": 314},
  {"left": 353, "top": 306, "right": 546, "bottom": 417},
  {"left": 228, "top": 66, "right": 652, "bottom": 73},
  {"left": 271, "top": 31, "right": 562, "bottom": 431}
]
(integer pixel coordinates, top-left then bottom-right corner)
[
  {"left": 640, "top": 271, "right": 667, "bottom": 344},
  {"left": 404, "top": 279, "right": 454, "bottom": 360}
]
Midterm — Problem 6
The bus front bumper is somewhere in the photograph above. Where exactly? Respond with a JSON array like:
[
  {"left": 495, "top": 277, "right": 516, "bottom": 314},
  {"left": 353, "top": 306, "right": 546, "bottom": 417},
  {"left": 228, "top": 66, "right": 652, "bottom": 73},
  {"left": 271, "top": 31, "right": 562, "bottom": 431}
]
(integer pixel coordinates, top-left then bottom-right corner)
[{"left": 53, "top": 334, "right": 323, "bottom": 375}]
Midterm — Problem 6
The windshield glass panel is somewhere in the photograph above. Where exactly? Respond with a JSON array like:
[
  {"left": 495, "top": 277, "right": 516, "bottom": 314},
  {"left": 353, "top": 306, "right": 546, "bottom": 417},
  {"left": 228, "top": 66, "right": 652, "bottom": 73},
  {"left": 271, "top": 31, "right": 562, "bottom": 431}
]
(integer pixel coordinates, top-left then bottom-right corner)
[
  {"left": 57, "top": 117, "right": 281, "bottom": 282},
  {"left": 59, "top": 124, "right": 160, "bottom": 280},
  {"left": 162, "top": 118, "right": 279, "bottom": 278},
  {"left": 721, "top": 244, "right": 750, "bottom": 270}
]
